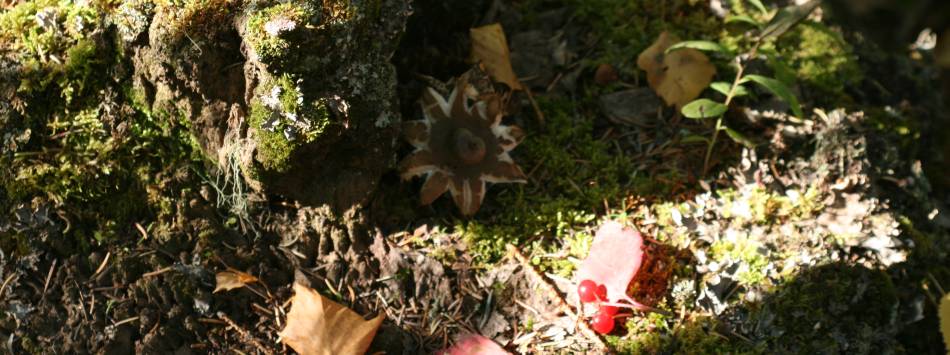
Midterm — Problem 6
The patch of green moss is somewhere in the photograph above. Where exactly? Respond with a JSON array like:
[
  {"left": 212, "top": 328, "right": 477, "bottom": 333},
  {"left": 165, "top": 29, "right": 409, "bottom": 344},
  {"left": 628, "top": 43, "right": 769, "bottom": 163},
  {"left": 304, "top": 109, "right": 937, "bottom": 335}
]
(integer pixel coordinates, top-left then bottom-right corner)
[
  {"left": 249, "top": 102, "right": 296, "bottom": 172},
  {"left": 772, "top": 21, "right": 863, "bottom": 104},
  {"left": 457, "top": 95, "right": 648, "bottom": 263},
  {"left": 0, "top": 0, "right": 101, "bottom": 106},
  {"left": 245, "top": 2, "right": 311, "bottom": 66},
  {"left": 155, "top": 0, "right": 241, "bottom": 42},
  {"left": 754, "top": 263, "right": 899, "bottom": 353},
  {"left": 568, "top": 0, "right": 721, "bottom": 71},
  {"left": 247, "top": 74, "right": 334, "bottom": 172},
  {"left": 608, "top": 315, "right": 760, "bottom": 354}
]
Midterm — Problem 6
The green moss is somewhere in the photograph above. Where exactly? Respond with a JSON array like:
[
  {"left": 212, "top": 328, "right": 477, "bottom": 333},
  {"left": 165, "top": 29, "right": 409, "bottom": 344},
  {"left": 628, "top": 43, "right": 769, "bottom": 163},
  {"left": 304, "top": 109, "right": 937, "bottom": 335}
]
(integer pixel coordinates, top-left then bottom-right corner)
[
  {"left": 755, "top": 263, "right": 899, "bottom": 353},
  {"left": 248, "top": 74, "right": 333, "bottom": 172},
  {"left": 0, "top": 0, "right": 101, "bottom": 105},
  {"left": 772, "top": 22, "right": 862, "bottom": 104},
  {"left": 568, "top": 0, "right": 721, "bottom": 71},
  {"left": 457, "top": 95, "right": 644, "bottom": 263},
  {"left": 245, "top": 2, "right": 311, "bottom": 66},
  {"left": 608, "top": 315, "right": 760, "bottom": 354},
  {"left": 250, "top": 101, "right": 298, "bottom": 172},
  {"left": 155, "top": 0, "right": 241, "bottom": 42}
]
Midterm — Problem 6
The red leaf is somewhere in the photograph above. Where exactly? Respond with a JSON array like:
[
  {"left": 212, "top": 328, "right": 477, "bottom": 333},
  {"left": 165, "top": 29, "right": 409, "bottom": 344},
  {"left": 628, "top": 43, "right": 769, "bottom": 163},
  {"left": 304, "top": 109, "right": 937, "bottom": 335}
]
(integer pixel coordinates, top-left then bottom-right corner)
[{"left": 575, "top": 221, "right": 650, "bottom": 310}]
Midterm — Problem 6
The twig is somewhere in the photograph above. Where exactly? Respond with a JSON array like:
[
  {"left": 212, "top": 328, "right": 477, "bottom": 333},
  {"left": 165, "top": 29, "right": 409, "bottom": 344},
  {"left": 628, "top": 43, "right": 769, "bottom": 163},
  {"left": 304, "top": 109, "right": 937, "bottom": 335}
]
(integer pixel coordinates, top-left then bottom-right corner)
[
  {"left": 142, "top": 267, "right": 173, "bottom": 278},
  {"left": 40, "top": 259, "right": 58, "bottom": 304},
  {"left": 113, "top": 316, "right": 140, "bottom": 327},
  {"left": 506, "top": 244, "right": 607, "bottom": 351},
  {"left": 217, "top": 311, "right": 273, "bottom": 355},
  {"left": 93, "top": 252, "right": 111, "bottom": 278},
  {"left": 523, "top": 87, "right": 546, "bottom": 127},
  {"left": 0, "top": 273, "right": 15, "bottom": 299},
  {"left": 135, "top": 223, "right": 149, "bottom": 240}
]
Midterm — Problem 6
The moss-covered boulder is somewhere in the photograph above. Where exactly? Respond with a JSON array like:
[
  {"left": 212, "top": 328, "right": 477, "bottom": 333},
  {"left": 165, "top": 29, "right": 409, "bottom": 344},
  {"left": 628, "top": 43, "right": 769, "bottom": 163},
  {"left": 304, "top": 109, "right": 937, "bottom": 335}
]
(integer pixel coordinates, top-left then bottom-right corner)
[{"left": 118, "top": 0, "right": 410, "bottom": 210}]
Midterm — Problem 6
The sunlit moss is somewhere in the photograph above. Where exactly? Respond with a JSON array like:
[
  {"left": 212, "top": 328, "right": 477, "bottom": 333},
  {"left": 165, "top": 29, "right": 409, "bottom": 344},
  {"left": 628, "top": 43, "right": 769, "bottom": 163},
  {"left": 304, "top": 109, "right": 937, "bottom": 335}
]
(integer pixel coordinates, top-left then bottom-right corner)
[
  {"left": 154, "top": 0, "right": 241, "bottom": 42},
  {"left": 0, "top": 0, "right": 101, "bottom": 106},
  {"left": 247, "top": 74, "right": 333, "bottom": 172},
  {"left": 245, "top": 2, "right": 310, "bottom": 66},
  {"left": 774, "top": 21, "right": 862, "bottom": 103},
  {"left": 457, "top": 96, "right": 640, "bottom": 264},
  {"left": 608, "top": 315, "right": 761, "bottom": 354}
]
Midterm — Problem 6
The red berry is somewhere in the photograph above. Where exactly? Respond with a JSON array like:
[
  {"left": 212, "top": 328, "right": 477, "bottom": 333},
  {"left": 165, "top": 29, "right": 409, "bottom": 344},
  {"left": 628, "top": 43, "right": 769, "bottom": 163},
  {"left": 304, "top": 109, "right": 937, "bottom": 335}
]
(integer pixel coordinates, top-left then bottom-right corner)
[
  {"left": 596, "top": 284, "right": 608, "bottom": 301},
  {"left": 600, "top": 304, "right": 619, "bottom": 316},
  {"left": 577, "top": 279, "right": 598, "bottom": 303},
  {"left": 590, "top": 311, "right": 615, "bottom": 334}
]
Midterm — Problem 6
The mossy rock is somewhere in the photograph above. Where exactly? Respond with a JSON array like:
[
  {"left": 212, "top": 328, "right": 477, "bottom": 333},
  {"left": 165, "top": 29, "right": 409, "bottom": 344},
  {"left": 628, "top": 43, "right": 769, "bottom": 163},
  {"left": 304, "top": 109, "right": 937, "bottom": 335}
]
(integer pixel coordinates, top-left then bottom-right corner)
[{"left": 114, "top": 0, "right": 411, "bottom": 211}]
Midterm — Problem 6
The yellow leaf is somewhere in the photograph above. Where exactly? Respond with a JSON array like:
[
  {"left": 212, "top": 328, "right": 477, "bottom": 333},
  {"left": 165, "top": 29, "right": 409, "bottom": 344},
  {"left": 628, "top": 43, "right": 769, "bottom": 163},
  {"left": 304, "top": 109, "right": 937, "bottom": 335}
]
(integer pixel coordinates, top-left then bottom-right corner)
[
  {"left": 470, "top": 23, "right": 523, "bottom": 91},
  {"left": 279, "top": 282, "right": 384, "bottom": 355},
  {"left": 941, "top": 293, "right": 950, "bottom": 353},
  {"left": 213, "top": 269, "right": 259, "bottom": 293},
  {"left": 636, "top": 31, "right": 716, "bottom": 108}
]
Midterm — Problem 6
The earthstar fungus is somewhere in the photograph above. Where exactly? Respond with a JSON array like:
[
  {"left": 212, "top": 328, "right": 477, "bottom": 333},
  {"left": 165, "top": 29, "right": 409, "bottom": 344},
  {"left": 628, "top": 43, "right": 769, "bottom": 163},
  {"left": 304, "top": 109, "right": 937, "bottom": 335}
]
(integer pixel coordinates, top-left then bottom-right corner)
[{"left": 399, "top": 78, "right": 527, "bottom": 215}]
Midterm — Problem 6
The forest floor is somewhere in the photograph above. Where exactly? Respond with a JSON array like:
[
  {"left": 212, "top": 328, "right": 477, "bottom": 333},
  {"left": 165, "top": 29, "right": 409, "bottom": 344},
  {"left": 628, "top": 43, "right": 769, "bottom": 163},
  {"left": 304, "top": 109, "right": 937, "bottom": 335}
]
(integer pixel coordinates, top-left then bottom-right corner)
[{"left": 1, "top": 0, "right": 949, "bottom": 354}]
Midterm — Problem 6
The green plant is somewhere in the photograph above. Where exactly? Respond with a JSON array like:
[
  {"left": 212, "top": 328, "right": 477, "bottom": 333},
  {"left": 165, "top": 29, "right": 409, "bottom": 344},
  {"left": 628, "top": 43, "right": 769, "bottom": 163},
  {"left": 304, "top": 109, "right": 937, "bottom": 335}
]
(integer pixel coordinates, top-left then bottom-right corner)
[{"left": 673, "top": 0, "right": 816, "bottom": 175}]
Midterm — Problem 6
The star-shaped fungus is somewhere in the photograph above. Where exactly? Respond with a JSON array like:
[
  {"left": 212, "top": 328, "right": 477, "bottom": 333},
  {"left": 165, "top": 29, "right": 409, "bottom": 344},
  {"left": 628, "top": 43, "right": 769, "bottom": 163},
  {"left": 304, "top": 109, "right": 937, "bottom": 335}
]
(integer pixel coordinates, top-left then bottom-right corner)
[{"left": 399, "top": 77, "right": 526, "bottom": 216}]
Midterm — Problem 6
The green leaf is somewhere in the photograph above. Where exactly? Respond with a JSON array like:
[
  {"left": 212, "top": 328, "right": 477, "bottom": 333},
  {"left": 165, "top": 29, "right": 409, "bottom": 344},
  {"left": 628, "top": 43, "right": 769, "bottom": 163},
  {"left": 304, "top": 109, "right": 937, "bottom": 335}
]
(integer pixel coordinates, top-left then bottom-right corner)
[
  {"left": 746, "top": 0, "right": 768, "bottom": 15},
  {"left": 724, "top": 126, "right": 755, "bottom": 148},
  {"left": 758, "top": 0, "right": 821, "bottom": 41},
  {"left": 680, "top": 134, "right": 710, "bottom": 144},
  {"left": 710, "top": 82, "right": 750, "bottom": 97},
  {"left": 681, "top": 99, "right": 728, "bottom": 119},
  {"left": 725, "top": 15, "right": 762, "bottom": 27},
  {"left": 741, "top": 74, "right": 804, "bottom": 117},
  {"left": 665, "top": 41, "right": 732, "bottom": 55}
]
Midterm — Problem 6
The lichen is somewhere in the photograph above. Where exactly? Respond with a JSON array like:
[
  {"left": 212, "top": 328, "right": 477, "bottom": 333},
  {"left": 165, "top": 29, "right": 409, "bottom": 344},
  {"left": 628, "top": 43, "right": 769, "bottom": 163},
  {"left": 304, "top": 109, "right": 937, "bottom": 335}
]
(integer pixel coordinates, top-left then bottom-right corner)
[
  {"left": 245, "top": 2, "right": 310, "bottom": 66},
  {"left": 248, "top": 74, "right": 334, "bottom": 172}
]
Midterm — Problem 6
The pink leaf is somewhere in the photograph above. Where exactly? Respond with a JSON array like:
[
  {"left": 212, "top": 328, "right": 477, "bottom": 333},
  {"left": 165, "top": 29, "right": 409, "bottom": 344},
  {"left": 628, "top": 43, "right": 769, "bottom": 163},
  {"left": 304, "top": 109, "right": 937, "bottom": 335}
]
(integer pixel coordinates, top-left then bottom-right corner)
[
  {"left": 438, "top": 334, "right": 509, "bottom": 355},
  {"left": 575, "top": 221, "right": 650, "bottom": 310}
]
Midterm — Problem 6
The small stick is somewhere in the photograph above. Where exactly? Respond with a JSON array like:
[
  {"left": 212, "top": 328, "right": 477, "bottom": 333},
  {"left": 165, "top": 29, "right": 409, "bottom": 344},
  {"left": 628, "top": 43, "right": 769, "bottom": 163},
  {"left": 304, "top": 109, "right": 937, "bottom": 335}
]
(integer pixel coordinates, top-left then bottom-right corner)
[
  {"left": 198, "top": 317, "right": 228, "bottom": 325},
  {"left": 113, "top": 316, "right": 140, "bottom": 327},
  {"left": 506, "top": 245, "right": 607, "bottom": 351},
  {"left": 134, "top": 223, "right": 148, "bottom": 240},
  {"left": 92, "top": 252, "right": 111, "bottom": 278},
  {"left": 142, "top": 267, "right": 172, "bottom": 278},
  {"left": 0, "top": 273, "right": 16, "bottom": 299},
  {"left": 218, "top": 311, "right": 273, "bottom": 355},
  {"left": 40, "top": 259, "right": 58, "bottom": 304},
  {"left": 523, "top": 87, "right": 546, "bottom": 127}
]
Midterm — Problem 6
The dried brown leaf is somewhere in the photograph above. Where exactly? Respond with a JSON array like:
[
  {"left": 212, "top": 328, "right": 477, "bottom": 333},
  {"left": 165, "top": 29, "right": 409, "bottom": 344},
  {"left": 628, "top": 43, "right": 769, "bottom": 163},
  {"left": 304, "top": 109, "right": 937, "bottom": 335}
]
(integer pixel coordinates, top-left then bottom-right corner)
[
  {"left": 636, "top": 31, "right": 716, "bottom": 108},
  {"left": 279, "top": 283, "right": 384, "bottom": 355},
  {"left": 470, "top": 23, "right": 524, "bottom": 90},
  {"left": 213, "top": 269, "right": 258, "bottom": 293}
]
